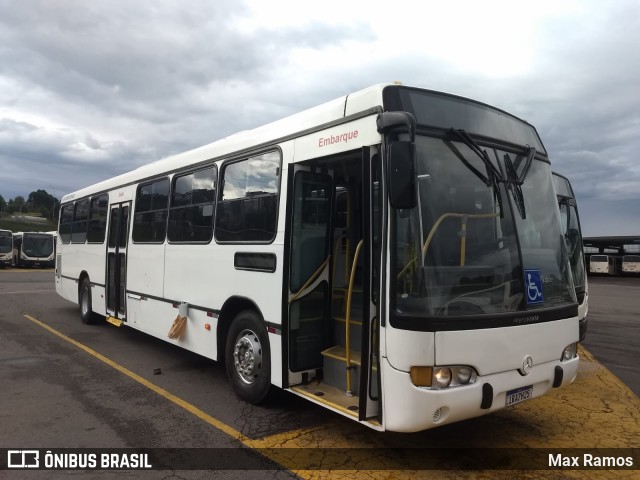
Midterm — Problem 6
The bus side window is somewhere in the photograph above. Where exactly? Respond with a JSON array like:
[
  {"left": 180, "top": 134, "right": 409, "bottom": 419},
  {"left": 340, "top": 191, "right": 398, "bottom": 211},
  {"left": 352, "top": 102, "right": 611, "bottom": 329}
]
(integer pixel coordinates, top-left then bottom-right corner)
[
  {"left": 71, "top": 199, "right": 89, "bottom": 244},
  {"left": 87, "top": 194, "right": 109, "bottom": 243},
  {"left": 215, "top": 151, "right": 281, "bottom": 243},
  {"left": 59, "top": 204, "right": 74, "bottom": 243},
  {"left": 168, "top": 166, "right": 216, "bottom": 243},
  {"left": 133, "top": 178, "right": 170, "bottom": 243}
]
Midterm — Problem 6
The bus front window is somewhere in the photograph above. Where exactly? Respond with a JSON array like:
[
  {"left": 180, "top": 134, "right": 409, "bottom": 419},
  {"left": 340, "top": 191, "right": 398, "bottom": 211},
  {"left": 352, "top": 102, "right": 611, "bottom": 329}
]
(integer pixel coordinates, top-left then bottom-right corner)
[
  {"left": 393, "top": 135, "right": 575, "bottom": 321},
  {"left": 23, "top": 234, "right": 54, "bottom": 258},
  {"left": 0, "top": 232, "right": 12, "bottom": 253}
]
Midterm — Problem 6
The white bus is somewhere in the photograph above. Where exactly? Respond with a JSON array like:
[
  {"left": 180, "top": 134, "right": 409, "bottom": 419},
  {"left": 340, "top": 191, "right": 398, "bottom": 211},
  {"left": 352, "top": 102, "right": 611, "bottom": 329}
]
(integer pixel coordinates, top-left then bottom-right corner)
[
  {"left": 0, "top": 229, "right": 13, "bottom": 267},
  {"left": 553, "top": 172, "right": 588, "bottom": 341},
  {"left": 589, "top": 254, "right": 621, "bottom": 275},
  {"left": 622, "top": 255, "right": 640, "bottom": 274},
  {"left": 13, "top": 231, "right": 56, "bottom": 268},
  {"left": 55, "top": 84, "right": 579, "bottom": 432}
]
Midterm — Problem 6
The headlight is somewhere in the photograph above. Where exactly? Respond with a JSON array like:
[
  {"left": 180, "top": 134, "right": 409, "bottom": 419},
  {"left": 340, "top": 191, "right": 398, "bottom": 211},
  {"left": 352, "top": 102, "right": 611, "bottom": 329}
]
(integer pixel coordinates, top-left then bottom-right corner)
[
  {"left": 562, "top": 343, "right": 577, "bottom": 361},
  {"left": 410, "top": 365, "right": 477, "bottom": 389},
  {"left": 457, "top": 367, "right": 473, "bottom": 384},
  {"left": 434, "top": 368, "right": 452, "bottom": 388}
]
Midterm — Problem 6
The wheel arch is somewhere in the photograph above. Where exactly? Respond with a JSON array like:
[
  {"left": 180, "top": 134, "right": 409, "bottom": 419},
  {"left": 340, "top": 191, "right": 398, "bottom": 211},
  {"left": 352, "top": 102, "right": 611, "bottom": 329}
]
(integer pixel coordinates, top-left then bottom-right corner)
[
  {"left": 77, "top": 270, "right": 90, "bottom": 298},
  {"left": 217, "top": 296, "right": 266, "bottom": 363}
]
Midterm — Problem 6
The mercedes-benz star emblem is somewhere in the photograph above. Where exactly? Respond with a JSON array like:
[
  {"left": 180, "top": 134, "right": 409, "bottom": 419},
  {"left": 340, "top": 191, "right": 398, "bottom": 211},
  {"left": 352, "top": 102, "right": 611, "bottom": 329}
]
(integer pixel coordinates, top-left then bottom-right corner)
[{"left": 522, "top": 355, "right": 533, "bottom": 375}]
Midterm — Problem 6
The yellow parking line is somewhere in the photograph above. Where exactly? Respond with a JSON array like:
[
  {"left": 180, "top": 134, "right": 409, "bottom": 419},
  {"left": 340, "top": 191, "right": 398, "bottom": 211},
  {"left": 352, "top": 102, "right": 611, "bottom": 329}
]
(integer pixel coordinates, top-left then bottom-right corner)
[
  {"left": 23, "top": 313, "right": 360, "bottom": 476},
  {"left": 23, "top": 314, "right": 250, "bottom": 443}
]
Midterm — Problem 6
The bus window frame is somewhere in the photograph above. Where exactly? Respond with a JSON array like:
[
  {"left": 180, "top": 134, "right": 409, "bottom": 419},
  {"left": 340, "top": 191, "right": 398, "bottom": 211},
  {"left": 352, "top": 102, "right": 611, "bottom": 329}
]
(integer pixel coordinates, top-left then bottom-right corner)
[
  {"left": 87, "top": 193, "right": 109, "bottom": 244},
  {"left": 214, "top": 149, "right": 283, "bottom": 245},
  {"left": 167, "top": 164, "right": 218, "bottom": 245},
  {"left": 132, "top": 177, "right": 170, "bottom": 244}
]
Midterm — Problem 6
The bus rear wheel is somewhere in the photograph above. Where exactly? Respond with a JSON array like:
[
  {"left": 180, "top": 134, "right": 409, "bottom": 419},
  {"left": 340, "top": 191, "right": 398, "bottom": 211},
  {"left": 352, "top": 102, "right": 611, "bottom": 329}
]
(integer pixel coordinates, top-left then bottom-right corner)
[
  {"left": 225, "top": 310, "right": 271, "bottom": 404},
  {"left": 79, "top": 278, "right": 96, "bottom": 324}
]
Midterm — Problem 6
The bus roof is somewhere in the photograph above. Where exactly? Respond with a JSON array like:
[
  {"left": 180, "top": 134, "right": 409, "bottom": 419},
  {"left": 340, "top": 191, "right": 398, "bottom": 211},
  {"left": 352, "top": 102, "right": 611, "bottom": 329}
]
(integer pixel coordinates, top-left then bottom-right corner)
[
  {"left": 61, "top": 83, "right": 541, "bottom": 203},
  {"left": 61, "top": 84, "right": 394, "bottom": 203}
]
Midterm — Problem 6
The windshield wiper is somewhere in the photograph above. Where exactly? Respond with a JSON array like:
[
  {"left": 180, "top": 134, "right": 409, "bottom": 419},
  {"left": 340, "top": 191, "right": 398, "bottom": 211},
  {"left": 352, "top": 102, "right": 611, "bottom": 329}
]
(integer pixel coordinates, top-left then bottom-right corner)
[
  {"left": 449, "top": 129, "right": 505, "bottom": 183},
  {"left": 503, "top": 146, "right": 536, "bottom": 219},
  {"left": 504, "top": 153, "right": 526, "bottom": 219},
  {"left": 519, "top": 146, "right": 536, "bottom": 184},
  {"left": 447, "top": 128, "right": 505, "bottom": 217},
  {"left": 508, "top": 146, "right": 536, "bottom": 185}
]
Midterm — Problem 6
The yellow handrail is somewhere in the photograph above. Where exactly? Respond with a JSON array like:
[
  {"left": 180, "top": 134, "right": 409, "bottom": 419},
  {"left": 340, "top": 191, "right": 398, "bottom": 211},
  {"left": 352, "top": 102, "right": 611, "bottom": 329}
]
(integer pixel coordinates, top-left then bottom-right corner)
[
  {"left": 288, "top": 256, "right": 330, "bottom": 304},
  {"left": 396, "top": 211, "right": 499, "bottom": 280},
  {"left": 345, "top": 239, "right": 363, "bottom": 396},
  {"left": 422, "top": 212, "right": 499, "bottom": 257}
]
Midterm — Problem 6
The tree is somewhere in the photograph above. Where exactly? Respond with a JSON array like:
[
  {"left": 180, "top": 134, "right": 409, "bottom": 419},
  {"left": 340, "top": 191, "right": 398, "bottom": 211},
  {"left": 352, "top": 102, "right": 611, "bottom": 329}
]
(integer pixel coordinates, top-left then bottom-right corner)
[
  {"left": 28, "top": 189, "right": 53, "bottom": 210},
  {"left": 13, "top": 196, "right": 25, "bottom": 213},
  {"left": 27, "top": 189, "right": 59, "bottom": 219},
  {"left": 0, "top": 194, "right": 5, "bottom": 216}
]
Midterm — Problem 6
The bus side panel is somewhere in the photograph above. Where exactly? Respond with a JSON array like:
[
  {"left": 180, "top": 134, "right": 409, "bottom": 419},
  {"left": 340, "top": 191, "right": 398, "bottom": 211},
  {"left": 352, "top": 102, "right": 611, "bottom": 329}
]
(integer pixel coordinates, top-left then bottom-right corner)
[
  {"left": 81, "top": 243, "right": 107, "bottom": 312},
  {"left": 127, "top": 243, "right": 166, "bottom": 302},
  {"left": 56, "top": 242, "right": 107, "bottom": 311},
  {"left": 127, "top": 295, "right": 219, "bottom": 362},
  {"left": 160, "top": 241, "right": 285, "bottom": 378},
  {"left": 56, "top": 275, "right": 78, "bottom": 305}
]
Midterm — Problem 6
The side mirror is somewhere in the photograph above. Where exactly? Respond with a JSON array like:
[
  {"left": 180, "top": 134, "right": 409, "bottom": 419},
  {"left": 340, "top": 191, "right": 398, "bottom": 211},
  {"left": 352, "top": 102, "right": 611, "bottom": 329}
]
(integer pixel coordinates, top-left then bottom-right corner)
[{"left": 388, "top": 141, "right": 416, "bottom": 209}]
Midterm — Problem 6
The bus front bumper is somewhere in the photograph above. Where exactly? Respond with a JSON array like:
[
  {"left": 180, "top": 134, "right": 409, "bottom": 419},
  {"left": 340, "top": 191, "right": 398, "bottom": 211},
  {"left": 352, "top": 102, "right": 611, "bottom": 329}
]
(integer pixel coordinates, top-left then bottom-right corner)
[{"left": 381, "top": 355, "right": 579, "bottom": 433}]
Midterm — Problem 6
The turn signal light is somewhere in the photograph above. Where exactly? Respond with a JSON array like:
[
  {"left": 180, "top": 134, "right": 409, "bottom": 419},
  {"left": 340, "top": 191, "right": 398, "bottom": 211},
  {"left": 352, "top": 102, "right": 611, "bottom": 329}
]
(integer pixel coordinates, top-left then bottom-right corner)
[{"left": 410, "top": 366, "right": 433, "bottom": 387}]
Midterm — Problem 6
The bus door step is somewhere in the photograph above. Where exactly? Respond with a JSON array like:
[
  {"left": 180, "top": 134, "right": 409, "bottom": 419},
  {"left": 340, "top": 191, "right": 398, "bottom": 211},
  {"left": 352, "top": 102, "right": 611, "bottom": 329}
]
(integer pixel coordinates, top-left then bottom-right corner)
[{"left": 106, "top": 316, "right": 124, "bottom": 327}]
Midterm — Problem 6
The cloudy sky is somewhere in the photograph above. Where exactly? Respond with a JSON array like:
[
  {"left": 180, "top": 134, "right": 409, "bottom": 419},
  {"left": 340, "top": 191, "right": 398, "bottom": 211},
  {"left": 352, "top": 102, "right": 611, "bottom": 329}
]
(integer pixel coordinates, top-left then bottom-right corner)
[{"left": 1, "top": 0, "right": 638, "bottom": 235}]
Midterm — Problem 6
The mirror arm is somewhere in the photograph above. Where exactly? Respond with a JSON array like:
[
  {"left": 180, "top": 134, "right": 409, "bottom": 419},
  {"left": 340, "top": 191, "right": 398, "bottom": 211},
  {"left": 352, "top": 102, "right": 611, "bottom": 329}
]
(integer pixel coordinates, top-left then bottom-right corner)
[{"left": 377, "top": 111, "right": 416, "bottom": 141}]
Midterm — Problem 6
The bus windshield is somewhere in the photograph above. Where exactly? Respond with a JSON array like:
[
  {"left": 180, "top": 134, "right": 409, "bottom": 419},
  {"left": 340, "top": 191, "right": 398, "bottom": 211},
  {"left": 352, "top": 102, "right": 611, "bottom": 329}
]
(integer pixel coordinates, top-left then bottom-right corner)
[
  {"left": 0, "top": 231, "right": 12, "bottom": 253},
  {"left": 590, "top": 255, "right": 607, "bottom": 263},
  {"left": 23, "top": 233, "right": 54, "bottom": 257},
  {"left": 394, "top": 135, "right": 576, "bottom": 319},
  {"left": 558, "top": 203, "right": 586, "bottom": 292}
]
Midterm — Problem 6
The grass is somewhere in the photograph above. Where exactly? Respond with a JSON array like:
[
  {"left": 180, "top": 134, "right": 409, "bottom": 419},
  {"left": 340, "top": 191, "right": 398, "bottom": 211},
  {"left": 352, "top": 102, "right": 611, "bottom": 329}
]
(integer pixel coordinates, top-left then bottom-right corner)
[{"left": 0, "top": 217, "right": 57, "bottom": 233}]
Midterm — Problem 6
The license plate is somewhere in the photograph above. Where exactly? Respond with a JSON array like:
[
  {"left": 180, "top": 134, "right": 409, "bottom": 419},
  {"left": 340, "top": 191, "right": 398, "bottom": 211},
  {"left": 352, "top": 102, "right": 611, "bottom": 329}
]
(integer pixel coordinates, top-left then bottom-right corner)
[{"left": 505, "top": 385, "right": 533, "bottom": 406}]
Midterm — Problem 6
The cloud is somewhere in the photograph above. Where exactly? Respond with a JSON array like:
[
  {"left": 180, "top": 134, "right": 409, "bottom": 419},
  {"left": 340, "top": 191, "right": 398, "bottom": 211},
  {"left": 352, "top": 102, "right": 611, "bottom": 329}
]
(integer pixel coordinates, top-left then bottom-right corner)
[
  {"left": 0, "top": 0, "right": 369, "bottom": 199},
  {"left": 0, "top": 0, "right": 638, "bottom": 236}
]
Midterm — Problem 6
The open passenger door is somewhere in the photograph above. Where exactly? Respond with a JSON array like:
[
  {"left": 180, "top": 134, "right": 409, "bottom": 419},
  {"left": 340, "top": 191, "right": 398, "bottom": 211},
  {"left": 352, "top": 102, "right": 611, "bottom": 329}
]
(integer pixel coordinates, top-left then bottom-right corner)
[{"left": 285, "top": 147, "right": 381, "bottom": 426}]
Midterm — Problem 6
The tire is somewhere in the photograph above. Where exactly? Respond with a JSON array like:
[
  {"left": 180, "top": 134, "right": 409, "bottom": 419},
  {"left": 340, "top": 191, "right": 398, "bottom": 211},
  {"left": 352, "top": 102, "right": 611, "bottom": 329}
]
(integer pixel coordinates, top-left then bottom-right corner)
[
  {"left": 225, "top": 310, "right": 271, "bottom": 404},
  {"left": 79, "top": 278, "right": 95, "bottom": 324}
]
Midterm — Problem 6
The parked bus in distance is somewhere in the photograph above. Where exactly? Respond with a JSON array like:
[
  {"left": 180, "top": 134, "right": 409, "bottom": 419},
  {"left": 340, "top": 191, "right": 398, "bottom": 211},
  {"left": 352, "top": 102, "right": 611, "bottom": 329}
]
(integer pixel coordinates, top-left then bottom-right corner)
[
  {"left": 0, "top": 229, "right": 12, "bottom": 267},
  {"left": 55, "top": 83, "right": 580, "bottom": 432},
  {"left": 13, "top": 231, "right": 56, "bottom": 268},
  {"left": 589, "top": 254, "right": 621, "bottom": 275},
  {"left": 552, "top": 172, "right": 588, "bottom": 341},
  {"left": 622, "top": 255, "right": 640, "bottom": 274}
]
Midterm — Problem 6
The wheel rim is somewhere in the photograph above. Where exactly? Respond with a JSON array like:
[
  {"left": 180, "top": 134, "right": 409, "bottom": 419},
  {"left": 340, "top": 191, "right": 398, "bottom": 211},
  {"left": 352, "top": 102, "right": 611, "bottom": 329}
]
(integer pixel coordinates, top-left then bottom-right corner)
[
  {"left": 81, "top": 287, "right": 89, "bottom": 317},
  {"left": 233, "top": 329, "right": 262, "bottom": 385}
]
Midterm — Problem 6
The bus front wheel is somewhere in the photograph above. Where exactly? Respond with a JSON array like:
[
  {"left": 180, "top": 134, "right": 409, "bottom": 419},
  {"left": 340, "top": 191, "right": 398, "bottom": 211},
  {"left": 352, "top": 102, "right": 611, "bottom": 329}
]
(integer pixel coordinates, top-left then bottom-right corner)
[
  {"left": 225, "top": 310, "right": 271, "bottom": 404},
  {"left": 79, "top": 278, "right": 95, "bottom": 324}
]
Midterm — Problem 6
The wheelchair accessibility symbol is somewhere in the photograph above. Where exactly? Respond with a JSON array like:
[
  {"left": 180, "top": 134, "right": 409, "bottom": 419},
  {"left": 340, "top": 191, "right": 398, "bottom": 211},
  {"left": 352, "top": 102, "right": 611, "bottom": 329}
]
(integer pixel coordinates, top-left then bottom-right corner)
[{"left": 525, "top": 269, "right": 544, "bottom": 304}]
